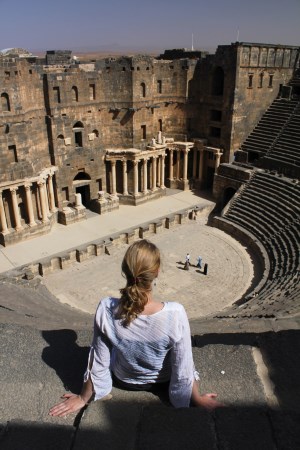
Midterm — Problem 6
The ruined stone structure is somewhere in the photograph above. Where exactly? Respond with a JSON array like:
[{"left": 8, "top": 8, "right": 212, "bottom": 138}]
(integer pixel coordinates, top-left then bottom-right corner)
[
  {"left": 212, "top": 67, "right": 300, "bottom": 318},
  {"left": 0, "top": 43, "right": 299, "bottom": 245}
]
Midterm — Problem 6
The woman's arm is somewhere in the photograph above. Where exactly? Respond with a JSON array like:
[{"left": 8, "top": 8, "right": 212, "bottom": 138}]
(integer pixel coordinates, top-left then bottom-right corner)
[
  {"left": 169, "top": 306, "right": 224, "bottom": 409},
  {"left": 191, "top": 380, "right": 224, "bottom": 410},
  {"left": 50, "top": 300, "right": 113, "bottom": 417},
  {"left": 49, "top": 376, "right": 94, "bottom": 417}
]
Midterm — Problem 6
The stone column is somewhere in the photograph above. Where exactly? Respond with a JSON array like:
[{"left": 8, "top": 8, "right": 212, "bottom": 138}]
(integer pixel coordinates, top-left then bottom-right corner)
[
  {"left": 157, "top": 157, "right": 161, "bottom": 187},
  {"left": 143, "top": 158, "right": 148, "bottom": 194},
  {"left": 193, "top": 149, "right": 197, "bottom": 178},
  {"left": 75, "top": 193, "right": 82, "bottom": 207},
  {"left": 133, "top": 160, "right": 139, "bottom": 196},
  {"left": 10, "top": 187, "right": 22, "bottom": 230},
  {"left": 183, "top": 150, "right": 188, "bottom": 181},
  {"left": 198, "top": 149, "right": 204, "bottom": 183},
  {"left": 157, "top": 131, "right": 162, "bottom": 144},
  {"left": 161, "top": 155, "right": 165, "bottom": 188},
  {"left": 122, "top": 160, "right": 128, "bottom": 195},
  {"left": 111, "top": 160, "right": 117, "bottom": 196},
  {"left": 44, "top": 179, "right": 50, "bottom": 216},
  {"left": 215, "top": 152, "right": 222, "bottom": 170},
  {"left": 24, "top": 184, "right": 36, "bottom": 227},
  {"left": 48, "top": 174, "right": 56, "bottom": 212},
  {"left": 152, "top": 156, "right": 157, "bottom": 191},
  {"left": 169, "top": 150, "right": 174, "bottom": 179},
  {"left": 176, "top": 150, "right": 180, "bottom": 179},
  {"left": 37, "top": 181, "right": 48, "bottom": 223},
  {"left": 0, "top": 191, "right": 8, "bottom": 234}
]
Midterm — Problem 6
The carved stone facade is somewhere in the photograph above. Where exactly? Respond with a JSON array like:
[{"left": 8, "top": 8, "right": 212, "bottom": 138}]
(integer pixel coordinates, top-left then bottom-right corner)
[{"left": 0, "top": 43, "right": 299, "bottom": 245}]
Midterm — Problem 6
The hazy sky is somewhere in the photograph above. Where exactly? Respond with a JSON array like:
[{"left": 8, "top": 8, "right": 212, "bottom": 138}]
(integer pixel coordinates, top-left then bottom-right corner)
[{"left": 0, "top": 0, "right": 299, "bottom": 53}]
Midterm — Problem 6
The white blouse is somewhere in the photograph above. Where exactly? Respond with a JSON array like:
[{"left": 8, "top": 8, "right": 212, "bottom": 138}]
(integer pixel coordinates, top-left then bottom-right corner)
[{"left": 85, "top": 297, "right": 199, "bottom": 408}]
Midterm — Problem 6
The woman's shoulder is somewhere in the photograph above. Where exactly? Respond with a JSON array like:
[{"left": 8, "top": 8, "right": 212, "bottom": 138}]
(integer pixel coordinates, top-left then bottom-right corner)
[
  {"left": 164, "top": 301, "right": 186, "bottom": 314},
  {"left": 96, "top": 297, "right": 119, "bottom": 315}
]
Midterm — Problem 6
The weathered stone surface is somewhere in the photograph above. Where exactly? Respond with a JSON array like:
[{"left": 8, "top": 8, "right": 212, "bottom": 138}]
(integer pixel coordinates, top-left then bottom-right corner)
[
  {"left": 215, "top": 407, "right": 274, "bottom": 450},
  {"left": 136, "top": 407, "right": 217, "bottom": 450}
]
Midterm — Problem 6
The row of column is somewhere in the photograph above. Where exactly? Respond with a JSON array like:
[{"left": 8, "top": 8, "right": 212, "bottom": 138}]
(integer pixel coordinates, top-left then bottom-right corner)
[
  {"left": 168, "top": 149, "right": 189, "bottom": 181},
  {"left": 110, "top": 155, "right": 166, "bottom": 197},
  {"left": 192, "top": 148, "right": 222, "bottom": 182},
  {"left": 0, "top": 174, "right": 56, "bottom": 234}
]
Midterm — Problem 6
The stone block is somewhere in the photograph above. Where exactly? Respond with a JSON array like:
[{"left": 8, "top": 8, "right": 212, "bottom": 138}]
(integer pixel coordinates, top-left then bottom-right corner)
[
  {"left": 109, "top": 233, "right": 122, "bottom": 247},
  {"left": 174, "top": 214, "right": 181, "bottom": 224},
  {"left": 139, "top": 225, "right": 150, "bottom": 238},
  {"left": 148, "top": 223, "right": 155, "bottom": 233},
  {"left": 119, "top": 233, "right": 128, "bottom": 244},
  {"left": 126, "top": 229, "right": 136, "bottom": 244},
  {"left": 94, "top": 242, "right": 105, "bottom": 256},
  {"left": 62, "top": 206, "right": 86, "bottom": 225},
  {"left": 39, "top": 260, "right": 53, "bottom": 276},
  {"left": 154, "top": 220, "right": 163, "bottom": 233},
  {"left": 76, "top": 249, "right": 89, "bottom": 263},
  {"left": 51, "top": 257, "right": 62, "bottom": 271},
  {"left": 60, "top": 251, "right": 76, "bottom": 269},
  {"left": 104, "top": 241, "right": 114, "bottom": 255},
  {"left": 179, "top": 210, "right": 189, "bottom": 223},
  {"left": 166, "top": 215, "right": 175, "bottom": 229}
]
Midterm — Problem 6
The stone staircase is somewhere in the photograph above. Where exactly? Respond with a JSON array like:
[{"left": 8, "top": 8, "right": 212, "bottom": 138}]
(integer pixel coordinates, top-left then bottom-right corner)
[{"left": 241, "top": 98, "right": 300, "bottom": 160}]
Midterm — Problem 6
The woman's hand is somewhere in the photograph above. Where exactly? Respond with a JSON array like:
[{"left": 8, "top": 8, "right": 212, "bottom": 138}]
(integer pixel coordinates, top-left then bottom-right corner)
[
  {"left": 49, "top": 393, "right": 86, "bottom": 417},
  {"left": 197, "top": 393, "right": 225, "bottom": 410}
]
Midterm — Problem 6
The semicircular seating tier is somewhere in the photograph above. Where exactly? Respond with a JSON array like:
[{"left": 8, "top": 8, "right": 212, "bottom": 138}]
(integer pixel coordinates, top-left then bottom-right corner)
[{"left": 215, "top": 171, "right": 300, "bottom": 318}]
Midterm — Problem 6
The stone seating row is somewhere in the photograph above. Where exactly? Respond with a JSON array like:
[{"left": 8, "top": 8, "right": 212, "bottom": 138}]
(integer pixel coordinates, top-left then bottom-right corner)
[
  {"left": 252, "top": 172, "right": 300, "bottom": 204},
  {"left": 237, "top": 270, "right": 299, "bottom": 317},
  {"left": 235, "top": 188, "right": 298, "bottom": 224},
  {"left": 225, "top": 209, "right": 297, "bottom": 280},
  {"left": 220, "top": 172, "right": 300, "bottom": 317},
  {"left": 227, "top": 179, "right": 299, "bottom": 258}
]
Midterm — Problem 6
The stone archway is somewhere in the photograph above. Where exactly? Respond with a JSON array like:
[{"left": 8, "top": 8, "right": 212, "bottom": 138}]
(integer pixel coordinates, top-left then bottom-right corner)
[{"left": 73, "top": 172, "right": 91, "bottom": 207}]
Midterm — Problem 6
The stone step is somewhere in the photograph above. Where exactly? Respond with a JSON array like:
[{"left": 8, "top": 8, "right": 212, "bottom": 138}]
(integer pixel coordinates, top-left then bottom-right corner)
[
  {"left": 74, "top": 402, "right": 300, "bottom": 450},
  {"left": 0, "top": 279, "right": 93, "bottom": 330},
  {"left": 1, "top": 320, "right": 300, "bottom": 450}
]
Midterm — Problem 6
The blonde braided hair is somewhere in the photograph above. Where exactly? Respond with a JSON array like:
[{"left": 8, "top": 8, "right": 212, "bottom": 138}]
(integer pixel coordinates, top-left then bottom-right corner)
[{"left": 118, "top": 239, "right": 160, "bottom": 326}]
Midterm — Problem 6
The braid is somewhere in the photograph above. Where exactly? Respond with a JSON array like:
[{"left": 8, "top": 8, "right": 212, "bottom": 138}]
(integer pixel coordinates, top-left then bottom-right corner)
[{"left": 118, "top": 240, "right": 160, "bottom": 326}]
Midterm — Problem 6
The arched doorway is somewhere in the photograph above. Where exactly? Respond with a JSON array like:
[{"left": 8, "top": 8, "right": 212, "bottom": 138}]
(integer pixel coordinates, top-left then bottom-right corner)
[
  {"left": 73, "top": 172, "right": 91, "bottom": 207},
  {"left": 73, "top": 121, "right": 84, "bottom": 147}
]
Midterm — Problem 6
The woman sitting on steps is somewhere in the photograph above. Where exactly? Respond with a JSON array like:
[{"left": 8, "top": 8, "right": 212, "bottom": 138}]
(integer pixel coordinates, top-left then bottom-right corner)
[{"left": 49, "top": 239, "right": 223, "bottom": 417}]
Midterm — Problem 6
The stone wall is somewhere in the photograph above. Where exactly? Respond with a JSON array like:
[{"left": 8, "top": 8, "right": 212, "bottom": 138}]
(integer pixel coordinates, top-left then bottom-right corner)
[
  {"left": 0, "top": 59, "right": 50, "bottom": 181},
  {"left": 0, "top": 43, "right": 299, "bottom": 245}
]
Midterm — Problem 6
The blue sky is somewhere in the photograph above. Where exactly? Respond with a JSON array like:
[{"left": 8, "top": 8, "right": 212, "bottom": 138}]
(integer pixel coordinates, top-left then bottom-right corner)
[{"left": 0, "top": 0, "right": 299, "bottom": 53}]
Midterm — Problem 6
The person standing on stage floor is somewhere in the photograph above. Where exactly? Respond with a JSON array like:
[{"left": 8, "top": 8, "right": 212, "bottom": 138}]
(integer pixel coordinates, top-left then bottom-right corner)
[
  {"left": 197, "top": 256, "right": 202, "bottom": 269},
  {"left": 184, "top": 253, "right": 190, "bottom": 270}
]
